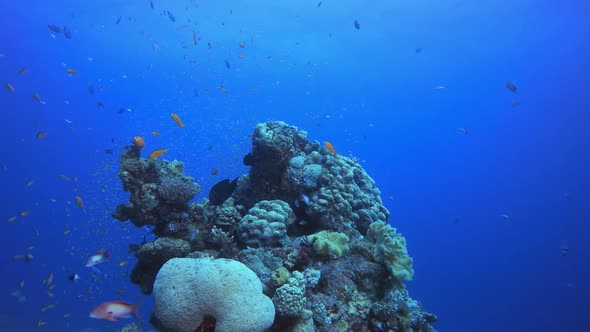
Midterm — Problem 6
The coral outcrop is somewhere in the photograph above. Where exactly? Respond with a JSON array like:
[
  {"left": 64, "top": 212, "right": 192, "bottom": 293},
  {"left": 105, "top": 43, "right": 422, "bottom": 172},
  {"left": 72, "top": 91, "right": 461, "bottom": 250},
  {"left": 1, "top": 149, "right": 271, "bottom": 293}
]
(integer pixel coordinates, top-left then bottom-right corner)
[{"left": 114, "top": 121, "right": 437, "bottom": 331}]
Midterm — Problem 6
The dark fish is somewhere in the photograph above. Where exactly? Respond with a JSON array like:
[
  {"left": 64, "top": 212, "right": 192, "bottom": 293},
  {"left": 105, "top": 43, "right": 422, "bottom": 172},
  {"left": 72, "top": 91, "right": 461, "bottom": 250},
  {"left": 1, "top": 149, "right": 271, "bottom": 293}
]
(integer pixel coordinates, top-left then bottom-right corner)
[
  {"left": 224, "top": 59, "right": 231, "bottom": 69},
  {"left": 88, "top": 85, "right": 95, "bottom": 94},
  {"left": 354, "top": 19, "right": 360, "bottom": 30},
  {"left": 560, "top": 245, "right": 569, "bottom": 256},
  {"left": 48, "top": 24, "right": 62, "bottom": 33},
  {"left": 63, "top": 26, "right": 72, "bottom": 39},
  {"left": 150, "top": 0, "right": 154, "bottom": 9},
  {"left": 128, "top": 243, "right": 140, "bottom": 254},
  {"left": 104, "top": 149, "right": 114, "bottom": 155},
  {"left": 167, "top": 11, "right": 176, "bottom": 22},
  {"left": 208, "top": 42, "right": 212, "bottom": 49},
  {"left": 116, "top": 16, "right": 122, "bottom": 24},
  {"left": 511, "top": 101, "right": 520, "bottom": 108},
  {"left": 67, "top": 273, "right": 80, "bottom": 282},
  {"left": 317, "top": 2, "right": 322, "bottom": 8},
  {"left": 415, "top": 47, "right": 423, "bottom": 53},
  {"left": 117, "top": 107, "right": 125, "bottom": 114},
  {"left": 96, "top": 101, "right": 104, "bottom": 108},
  {"left": 243, "top": 152, "right": 255, "bottom": 166},
  {"left": 209, "top": 178, "right": 238, "bottom": 206},
  {"left": 506, "top": 81, "right": 518, "bottom": 93}
]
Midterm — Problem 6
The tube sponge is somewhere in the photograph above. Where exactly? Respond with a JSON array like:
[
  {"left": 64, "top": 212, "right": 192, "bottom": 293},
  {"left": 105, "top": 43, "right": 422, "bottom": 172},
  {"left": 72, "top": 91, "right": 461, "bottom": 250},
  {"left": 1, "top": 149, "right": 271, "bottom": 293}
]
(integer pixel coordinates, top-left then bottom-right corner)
[
  {"left": 365, "top": 221, "right": 414, "bottom": 282},
  {"left": 153, "top": 257, "right": 275, "bottom": 332}
]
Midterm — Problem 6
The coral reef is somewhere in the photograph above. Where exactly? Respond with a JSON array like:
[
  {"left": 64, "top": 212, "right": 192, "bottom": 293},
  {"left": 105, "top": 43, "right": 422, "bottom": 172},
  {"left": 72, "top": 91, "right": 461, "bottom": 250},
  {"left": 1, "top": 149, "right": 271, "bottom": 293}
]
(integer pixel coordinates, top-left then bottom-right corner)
[{"left": 113, "top": 121, "right": 437, "bottom": 331}]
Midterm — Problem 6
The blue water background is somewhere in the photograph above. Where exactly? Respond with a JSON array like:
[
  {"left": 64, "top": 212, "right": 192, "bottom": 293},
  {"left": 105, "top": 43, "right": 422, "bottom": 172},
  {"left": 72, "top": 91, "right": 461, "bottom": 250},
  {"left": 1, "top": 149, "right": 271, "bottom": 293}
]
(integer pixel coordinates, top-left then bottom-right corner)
[{"left": 1, "top": 0, "right": 588, "bottom": 331}]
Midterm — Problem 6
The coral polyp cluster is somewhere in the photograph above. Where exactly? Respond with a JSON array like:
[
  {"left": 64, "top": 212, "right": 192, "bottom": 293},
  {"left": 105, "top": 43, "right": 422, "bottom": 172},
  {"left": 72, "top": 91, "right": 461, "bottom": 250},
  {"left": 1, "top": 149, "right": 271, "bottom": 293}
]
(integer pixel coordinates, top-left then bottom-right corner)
[{"left": 113, "top": 121, "right": 436, "bottom": 332}]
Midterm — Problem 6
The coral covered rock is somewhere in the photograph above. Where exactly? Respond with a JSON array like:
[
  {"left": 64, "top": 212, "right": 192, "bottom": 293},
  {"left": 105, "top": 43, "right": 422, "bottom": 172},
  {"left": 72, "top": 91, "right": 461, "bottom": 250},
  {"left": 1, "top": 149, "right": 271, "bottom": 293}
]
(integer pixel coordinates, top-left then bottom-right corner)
[
  {"left": 237, "top": 200, "right": 295, "bottom": 246},
  {"left": 113, "top": 146, "right": 198, "bottom": 234},
  {"left": 113, "top": 121, "right": 436, "bottom": 332},
  {"left": 153, "top": 257, "right": 275, "bottom": 332}
]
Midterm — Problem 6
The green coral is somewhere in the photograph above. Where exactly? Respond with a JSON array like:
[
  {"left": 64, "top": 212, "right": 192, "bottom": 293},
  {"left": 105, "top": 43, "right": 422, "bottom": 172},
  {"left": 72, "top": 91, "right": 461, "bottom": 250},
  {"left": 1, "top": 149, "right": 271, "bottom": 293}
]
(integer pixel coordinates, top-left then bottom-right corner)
[
  {"left": 365, "top": 221, "right": 414, "bottom": 282},
  {"left": 308, "top": 230, "right": 350, "bottom": 259},
  {"left": 271, "top": 267, "right": 291, "bottom": 287}
]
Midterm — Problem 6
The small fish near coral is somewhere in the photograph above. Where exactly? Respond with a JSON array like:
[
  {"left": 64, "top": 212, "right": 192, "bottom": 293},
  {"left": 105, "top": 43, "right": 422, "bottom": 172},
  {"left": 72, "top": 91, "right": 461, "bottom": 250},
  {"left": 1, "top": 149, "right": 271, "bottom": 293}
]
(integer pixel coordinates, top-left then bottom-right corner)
[{"left": 90, "top": 301, "right": 139, "bottom": 322}]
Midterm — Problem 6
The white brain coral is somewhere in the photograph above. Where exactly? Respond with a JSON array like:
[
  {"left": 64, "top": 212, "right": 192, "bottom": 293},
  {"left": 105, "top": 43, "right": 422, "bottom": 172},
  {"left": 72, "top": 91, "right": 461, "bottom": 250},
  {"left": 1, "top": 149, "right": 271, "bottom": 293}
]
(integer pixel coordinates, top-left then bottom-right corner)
[{"left": 153, "top": 257, "right": 275, "bottom": 332}]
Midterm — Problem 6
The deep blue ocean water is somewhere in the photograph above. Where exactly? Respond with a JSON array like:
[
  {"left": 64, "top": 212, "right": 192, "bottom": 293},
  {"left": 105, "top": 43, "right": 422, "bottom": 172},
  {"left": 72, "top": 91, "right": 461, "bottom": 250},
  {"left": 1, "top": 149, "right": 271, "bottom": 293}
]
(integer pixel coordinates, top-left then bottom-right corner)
[{"left": 1, "top": 0, "right": 589, "bottom": 331}]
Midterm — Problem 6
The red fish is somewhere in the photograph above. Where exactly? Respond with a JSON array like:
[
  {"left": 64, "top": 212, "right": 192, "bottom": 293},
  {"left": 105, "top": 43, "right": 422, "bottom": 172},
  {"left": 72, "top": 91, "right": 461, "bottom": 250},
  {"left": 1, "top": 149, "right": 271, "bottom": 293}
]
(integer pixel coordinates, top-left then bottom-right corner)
[
  {"left": 90, "top": 301, "right": 139, "bottom": 322},
  {"left": 323, "top": 141, "right": 337, "bottom": 154}
]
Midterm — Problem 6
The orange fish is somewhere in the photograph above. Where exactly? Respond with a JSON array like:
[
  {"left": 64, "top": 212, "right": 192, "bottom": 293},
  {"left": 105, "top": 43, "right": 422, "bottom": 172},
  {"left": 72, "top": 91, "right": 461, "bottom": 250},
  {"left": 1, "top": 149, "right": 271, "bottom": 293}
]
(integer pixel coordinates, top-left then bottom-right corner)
[
  {"left": 237, "top": 54, "right": 245, "bottom": 59},
  {"left": 220, "top": 87, "right": 228, "bottom": 93},
  {"left": 250, "top": 88, "right": 257, "bottom": 92},
  {"left": 18, "top": 67, "right": 27, "bottom": 75},
  {"left": 90, "top": 301, "right": 139, "bottom": 322},
  {"left": 506, "top": 81, "right": 518, "bottom": 93},
  {"left": 133, "top": 136, "right": 145, "bottom": 148},
  {"left": 66, "top": 68, "right": 78, "bottom": 75},
  {"left": 148, "top": 149, "right": 167, "bottom": 160},
  {"left": 19, "top": 210, "right": 30, "bottom": 216},
  {"left": 36, "top": 132, "right": 47, "bottom": 139},
  {"left": 32, "top": 93, "right": 41, "bottom": 102},
  {"left": 26, "top": 180, "right": 34, "bottom": 186},
  {"left": 7, "top": 216, "right": 17, "bottom": 222},
  {"left": 323, "top": 141, "right": 336, "bottom": 154},
  {"left": 37, "top": 320, "right": 47, "bottom": 327},
  {"left": 5, "top": 83, "right": 15, "bottom": 92},
  {"left": 75, "top": 196, "right": 84, "bottom": 209},
  {"left": 239, "top": 42, "right": 246, "bottom": 48},
  {"left": 151, "top": 131, "right": 160, "bottom": 137},
  {"left": 170, "top": 113, "right": 185, "bottom": 128}
]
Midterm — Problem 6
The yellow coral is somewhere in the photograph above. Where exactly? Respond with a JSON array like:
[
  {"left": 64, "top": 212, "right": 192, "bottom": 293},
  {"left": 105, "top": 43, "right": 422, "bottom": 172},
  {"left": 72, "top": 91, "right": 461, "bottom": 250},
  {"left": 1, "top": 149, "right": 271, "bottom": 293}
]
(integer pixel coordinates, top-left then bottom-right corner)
[
  {"left": 308, "top": 231, "right": 349, "bottom": 259},
  {"left": 366, "top": 221, "right": 414, "bottom": 281}
]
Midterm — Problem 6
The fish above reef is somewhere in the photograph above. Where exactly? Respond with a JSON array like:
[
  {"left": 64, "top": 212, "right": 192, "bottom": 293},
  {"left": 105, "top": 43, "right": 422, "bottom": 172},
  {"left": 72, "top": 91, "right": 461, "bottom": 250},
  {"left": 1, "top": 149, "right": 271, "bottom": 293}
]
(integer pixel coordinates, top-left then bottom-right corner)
[
  {"left": 67, "top": 273, "right": 80, "bottom": 282},
  {"left": 209, "top": 178, "right": 238, "bottom": 205},
  {"left": 48, "top": 24, "right": 62, "bottom": 33},
  {"left": 506, "top": 81, "right": 518, "bottom": 93},
  {"left": 243, "top": 152, "right": 255, "bottom": 166},
  {"left": 560, "top": 245, "right": 569, "bottom": 256},
  {"left": 167, "top": 11, "right": 176, "bottom": 22},
  {"left": 85, "top": 251, "right": 109, "bottom": 267},
  {"left": 63, "top": 26, "right": 72, "bottom": 39},
  {"left": 170, "top": 112, "right": 185, "bottom": 127},
  {"left": 90, "top": 301, "right": 139, "bottom": 322},
  {"left": 148, "top": 148, "right": 167, "bottom": 159},
  {"left": 323, "top": 141, "right": 337, "bottom": 154}
]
